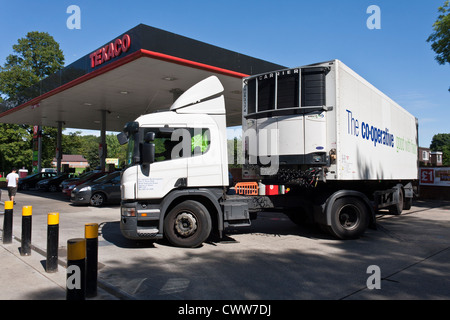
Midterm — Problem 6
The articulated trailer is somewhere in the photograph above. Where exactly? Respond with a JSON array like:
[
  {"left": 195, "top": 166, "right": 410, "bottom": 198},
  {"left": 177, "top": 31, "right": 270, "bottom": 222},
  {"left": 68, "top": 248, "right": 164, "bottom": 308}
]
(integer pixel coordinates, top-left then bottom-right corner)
[{"left": 118, "top": 60, "right": 418, "bottom": 247}]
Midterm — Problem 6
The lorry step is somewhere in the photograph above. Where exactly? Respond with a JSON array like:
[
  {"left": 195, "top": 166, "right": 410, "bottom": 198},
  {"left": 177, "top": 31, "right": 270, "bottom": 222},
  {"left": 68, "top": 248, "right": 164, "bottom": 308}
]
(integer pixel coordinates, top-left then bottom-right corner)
[
  {"left": 224, "top": 220, "right": 251, "bottom": 228},
  {"left": 137, "top": 228, "right": 159, "bottom": 237}
]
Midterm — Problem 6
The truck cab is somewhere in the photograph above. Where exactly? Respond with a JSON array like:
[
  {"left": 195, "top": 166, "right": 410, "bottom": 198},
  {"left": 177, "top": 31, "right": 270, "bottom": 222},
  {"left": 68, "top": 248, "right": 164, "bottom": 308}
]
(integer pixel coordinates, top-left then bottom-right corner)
[{"left": 119, "top": 76, "right": 232, "bottom": 247}]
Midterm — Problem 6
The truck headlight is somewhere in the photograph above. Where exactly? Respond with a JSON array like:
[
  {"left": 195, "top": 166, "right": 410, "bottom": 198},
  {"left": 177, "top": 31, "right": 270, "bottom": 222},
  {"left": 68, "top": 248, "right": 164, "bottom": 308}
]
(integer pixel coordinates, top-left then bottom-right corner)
[{"left": 121, "top": 207, "right": 136, "bottom": 217}]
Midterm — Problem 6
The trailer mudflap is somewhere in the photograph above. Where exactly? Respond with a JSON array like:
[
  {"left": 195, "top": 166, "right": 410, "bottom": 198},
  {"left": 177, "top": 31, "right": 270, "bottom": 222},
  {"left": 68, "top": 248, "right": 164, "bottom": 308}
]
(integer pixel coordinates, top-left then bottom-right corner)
[{"left": 374, "top": 188, "right": 398, "bottom": 210}]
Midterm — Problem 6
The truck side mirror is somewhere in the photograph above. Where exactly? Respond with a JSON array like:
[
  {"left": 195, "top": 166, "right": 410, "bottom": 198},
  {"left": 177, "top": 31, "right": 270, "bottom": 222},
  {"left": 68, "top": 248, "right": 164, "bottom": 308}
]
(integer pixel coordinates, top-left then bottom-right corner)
[
  {"left": 141, "top": 142, "right": 155, "bottom": 165},
  {"left": 117, "top": 132, "right": 128, "bottom": 145},
  {"left": 144, "top": 132, "right": 155, "bottom": 143}
]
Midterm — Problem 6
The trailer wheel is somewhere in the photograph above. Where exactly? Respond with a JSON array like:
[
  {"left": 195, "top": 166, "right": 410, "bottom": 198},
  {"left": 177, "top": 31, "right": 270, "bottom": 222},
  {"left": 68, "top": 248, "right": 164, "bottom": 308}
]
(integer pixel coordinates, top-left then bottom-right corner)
[
  {"left": 164, "top": 200, "right": 212, "bottom": 248},
  {"left": 329, "top": 197, "right": 370, "bottom": 239}
]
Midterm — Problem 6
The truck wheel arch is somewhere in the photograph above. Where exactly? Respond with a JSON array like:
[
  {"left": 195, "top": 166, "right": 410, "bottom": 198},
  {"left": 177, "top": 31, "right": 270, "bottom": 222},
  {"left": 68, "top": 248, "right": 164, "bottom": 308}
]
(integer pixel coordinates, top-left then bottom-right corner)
[
  {"left": 164, "top": 200, "right": 212, "bottom": 247},
  {"left": 159, "top": 189, "right": 223, "bottom": 236}
]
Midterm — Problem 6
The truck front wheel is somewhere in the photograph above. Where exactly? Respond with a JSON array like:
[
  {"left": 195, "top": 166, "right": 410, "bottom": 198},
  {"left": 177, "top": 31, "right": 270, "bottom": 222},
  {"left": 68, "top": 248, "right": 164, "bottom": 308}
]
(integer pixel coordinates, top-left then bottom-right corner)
[
  {"left": 164, "top": 200, "right": 212, "bottom": 248},
  {"left": 328, "top": 197, "right": 370, "bottom": 240}
]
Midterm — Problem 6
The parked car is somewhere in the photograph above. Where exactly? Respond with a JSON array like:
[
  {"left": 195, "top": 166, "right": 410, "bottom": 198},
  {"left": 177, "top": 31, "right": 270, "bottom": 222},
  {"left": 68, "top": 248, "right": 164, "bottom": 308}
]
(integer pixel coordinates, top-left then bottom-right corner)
[
  {"left": 71, "top": 171, "right": 121, "bottom": 206},
  {"left": 61, "top": 170, "right": 107, "bottom": 196},
  {"left": 60, "top": 175, "right": 85, "bottom": 191},
  {"left": 19, "top": 172, "right": 57, "bottom": 190},
  {"left": 36, "top": 173, "right": 76, "bottom": 192}
]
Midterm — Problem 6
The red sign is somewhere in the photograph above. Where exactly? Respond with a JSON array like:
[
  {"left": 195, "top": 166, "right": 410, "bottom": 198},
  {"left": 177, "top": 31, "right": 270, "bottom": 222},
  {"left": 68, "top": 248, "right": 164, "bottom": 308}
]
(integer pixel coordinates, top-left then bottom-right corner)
[
  {"left": 33, "top": 125, "right": 39, "bottom": 139},
  {"left": 420, "top": 168, "right": 434, "bottom": 184},
  {"left": 89, "top": 34, "right": 131, "bottom": 68}
]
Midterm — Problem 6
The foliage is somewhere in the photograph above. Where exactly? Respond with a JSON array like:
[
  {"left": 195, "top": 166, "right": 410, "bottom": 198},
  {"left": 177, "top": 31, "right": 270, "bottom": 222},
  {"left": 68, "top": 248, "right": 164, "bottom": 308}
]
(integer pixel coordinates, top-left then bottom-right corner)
[
  {"left": 228, "top": 137, "right": 243, "bottom": 169},
  {"left": 106, "top": 134, "right": 128, "bottom": 166},
  {"left": 0, "top": 129, "right": 127, "bottom": 172},
  {"left": 428, "top": 1, "right": 450, "bottom": 65},
  {"left": 0, "top": 31, "right": 65, "bottom": 171},
  {"left": 427, "top": 1, "right": 450, "bottom": 91},
  {"left": 0, "top": 124, "right": 33, "bottom": 172},
  {"left": 0, "top": 31, "right": 64, "bottom": 102},
  {"left": 72, "top": 134, "right": 127, "bottom": 169},
  {"left": 430, "top": 133, "right": 450, "bottom": 166},
  {"left": 0, "top": 31, "right": 128, "bottom": 171}
]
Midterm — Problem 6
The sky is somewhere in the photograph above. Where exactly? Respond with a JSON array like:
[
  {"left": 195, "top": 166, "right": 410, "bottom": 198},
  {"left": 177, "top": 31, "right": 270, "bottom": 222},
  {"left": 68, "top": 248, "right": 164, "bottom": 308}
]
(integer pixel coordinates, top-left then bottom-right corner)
[{"left": 0, "top": 0, "right": 448, "bottom": 147}]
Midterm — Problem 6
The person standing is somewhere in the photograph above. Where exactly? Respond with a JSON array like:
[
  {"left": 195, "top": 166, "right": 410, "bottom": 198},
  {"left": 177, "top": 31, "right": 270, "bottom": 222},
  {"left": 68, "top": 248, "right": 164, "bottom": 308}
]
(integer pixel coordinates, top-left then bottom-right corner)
[{"left": 6, "top": 167, "right": 19, "bottom": 205}]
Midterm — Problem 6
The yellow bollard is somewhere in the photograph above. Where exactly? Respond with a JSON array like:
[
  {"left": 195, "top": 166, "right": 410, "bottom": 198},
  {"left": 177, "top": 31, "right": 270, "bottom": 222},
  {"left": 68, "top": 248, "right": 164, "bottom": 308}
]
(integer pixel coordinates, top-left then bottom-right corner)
[
  {"left": 21, "top": 206, "right": 32, "bottom": 256},
  {"left": 66, "top": 238, "right": 86, "bottom": 300},
  {"left": 46, "top": 212, "right": 59, "bottom": 273},
  {"left": 85, "top": 223, "right": 99, "bottom": 298},
  {"left": 2, "top": 201, "right": 14, "bottom": 244}
]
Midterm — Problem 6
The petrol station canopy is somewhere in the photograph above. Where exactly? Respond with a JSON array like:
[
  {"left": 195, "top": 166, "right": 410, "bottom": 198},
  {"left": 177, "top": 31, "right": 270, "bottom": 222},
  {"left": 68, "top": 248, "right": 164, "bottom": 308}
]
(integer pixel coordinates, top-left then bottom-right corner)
[{"left": 0, "top": 24, "right": 286, "bottom": 132}]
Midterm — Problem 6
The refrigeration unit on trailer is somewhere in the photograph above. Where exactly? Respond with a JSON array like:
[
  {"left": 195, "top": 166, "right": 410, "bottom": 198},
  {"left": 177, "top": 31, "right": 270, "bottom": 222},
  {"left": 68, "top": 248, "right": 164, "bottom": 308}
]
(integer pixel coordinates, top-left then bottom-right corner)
[{"left": 118, "top": 59, "right": 418, "bottom": 247}]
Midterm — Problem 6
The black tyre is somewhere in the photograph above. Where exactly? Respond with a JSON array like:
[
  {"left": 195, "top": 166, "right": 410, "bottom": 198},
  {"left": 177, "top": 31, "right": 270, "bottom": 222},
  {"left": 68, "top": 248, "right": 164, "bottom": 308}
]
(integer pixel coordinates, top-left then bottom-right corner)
[
  {"left": 329, "top": 197, "right": 370, "bottom": 239},
  {"left": 164, "top": 200, "right": 212, "bottom": 248},
  {"left": 403, "top": 197, "right": 412, "bottom": 211},
  {"left": 90, "top": 193, "right": 106, "bottom": 207},
  {"left": 49, "top": 185, "right": 58, "bottom": 192}
]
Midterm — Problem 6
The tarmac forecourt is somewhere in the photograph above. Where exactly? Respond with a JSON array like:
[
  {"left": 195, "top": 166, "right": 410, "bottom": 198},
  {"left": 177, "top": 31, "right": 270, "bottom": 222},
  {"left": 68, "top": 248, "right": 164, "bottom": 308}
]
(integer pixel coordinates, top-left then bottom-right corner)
[{"left": 0, "top": 189, "right": 450, "bottom": 302}]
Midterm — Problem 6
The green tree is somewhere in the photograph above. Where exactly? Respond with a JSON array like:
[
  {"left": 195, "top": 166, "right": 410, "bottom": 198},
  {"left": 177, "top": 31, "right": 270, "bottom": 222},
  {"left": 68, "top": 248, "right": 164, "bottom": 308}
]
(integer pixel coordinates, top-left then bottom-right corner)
[
  {"left": 430, "top": 133, "right": 450, "bottom": 166},
  {"left": 0, "top": 31, "right": 64, "bottom": 102},
  {"left": 0, "top": 124, "right": 33, "bottom": 172},
  {"left": 106, "top": 134, "right": 127, "bottom": 167},
  {"left": 427, "top": 1, "right": 450, "bottom": 91},
  {"left": 0, "top": 31, "right": 64, "bottom": 171},
  {"left": 40, "top": 126, "right": 84, "bottom": 169},
  {"left": 62, "top": 131, "right": 84, "bottom": 155},
  {"left": 78, "top": 135, "right": 101, "bottom": 169}
]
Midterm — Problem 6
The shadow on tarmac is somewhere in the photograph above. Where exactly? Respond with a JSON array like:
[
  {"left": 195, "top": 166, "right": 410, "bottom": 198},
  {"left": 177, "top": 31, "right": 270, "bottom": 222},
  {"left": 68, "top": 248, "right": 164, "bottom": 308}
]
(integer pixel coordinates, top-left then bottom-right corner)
[
  {"left": 95, "top": 200, "right": 450, "bottom": 300},
  {"left": 100, "top": 221, "right": 157, "bottom": 249}
]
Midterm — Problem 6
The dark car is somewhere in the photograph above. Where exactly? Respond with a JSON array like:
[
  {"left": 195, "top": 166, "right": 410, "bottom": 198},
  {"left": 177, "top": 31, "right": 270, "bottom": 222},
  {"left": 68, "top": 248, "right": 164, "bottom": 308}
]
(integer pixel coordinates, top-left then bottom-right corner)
[
  {"left": 18, "top": 172, "right": 57, "bottom": 190},
  {"left": 36, "top": 173, "right": 76, "bottom": 192},
  {"left": 71, "top": 171, "right": 121, "bottom": 207},
  {"left": 61, "top": 170, "right": 107, "bottom": 196}
]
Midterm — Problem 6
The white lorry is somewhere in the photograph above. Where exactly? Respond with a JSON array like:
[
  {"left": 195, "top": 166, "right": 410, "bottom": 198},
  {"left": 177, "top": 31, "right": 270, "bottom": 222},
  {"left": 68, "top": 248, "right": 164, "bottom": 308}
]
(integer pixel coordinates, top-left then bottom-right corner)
[{"left": 118, "top": 59, "right": 418, "bottom": 247}]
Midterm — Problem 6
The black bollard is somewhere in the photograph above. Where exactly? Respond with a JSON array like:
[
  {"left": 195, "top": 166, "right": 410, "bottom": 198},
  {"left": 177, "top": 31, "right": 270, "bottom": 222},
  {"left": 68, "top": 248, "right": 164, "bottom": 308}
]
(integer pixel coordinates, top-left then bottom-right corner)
[
  {"left": 2, "top": 201, "right": 13, "bottom": 244},
  {"left": 46, "top": 212, "right": 59, "bottom": 273},
  {"left": 85, "top": 223, "right": 98, "bottom": 298},
  {"left": 21, "top": 206, "right": 32, "bottom": 256},
  {"left": 66, "top": 238, "right": 86, "bottom": 300}
]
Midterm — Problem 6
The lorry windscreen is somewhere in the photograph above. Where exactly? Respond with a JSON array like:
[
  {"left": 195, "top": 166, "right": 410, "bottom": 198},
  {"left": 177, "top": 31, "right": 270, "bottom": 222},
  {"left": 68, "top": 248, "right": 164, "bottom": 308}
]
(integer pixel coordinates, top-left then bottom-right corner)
[
  {"left": 124, "top": 127, "right": 181, "bottom": 166},
  {"left": 124, "top": 126, "right": 211, "bottom": 167}
]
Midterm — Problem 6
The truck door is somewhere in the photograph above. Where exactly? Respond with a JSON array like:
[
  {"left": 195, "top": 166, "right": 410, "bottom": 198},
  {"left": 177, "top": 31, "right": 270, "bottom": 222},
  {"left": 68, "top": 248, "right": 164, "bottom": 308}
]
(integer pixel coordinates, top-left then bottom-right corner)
[{"left": 136, "top": 127, "right": 188, "bottom": 200}]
